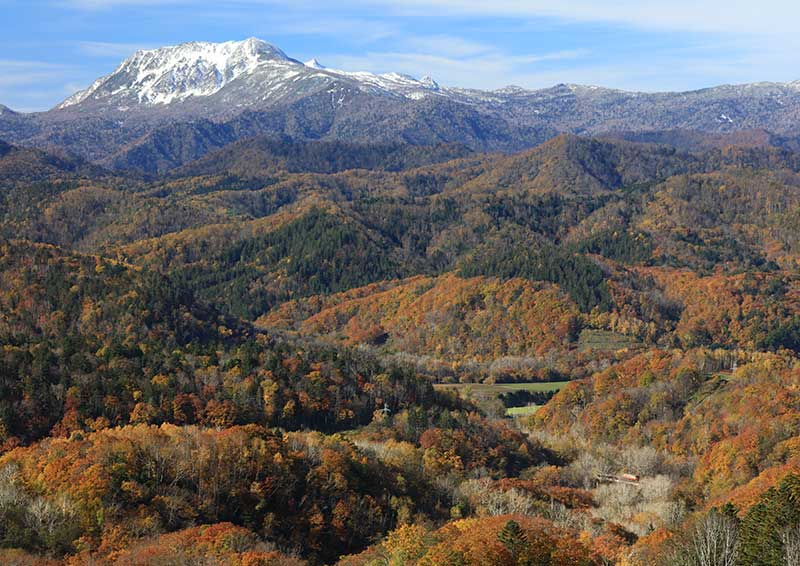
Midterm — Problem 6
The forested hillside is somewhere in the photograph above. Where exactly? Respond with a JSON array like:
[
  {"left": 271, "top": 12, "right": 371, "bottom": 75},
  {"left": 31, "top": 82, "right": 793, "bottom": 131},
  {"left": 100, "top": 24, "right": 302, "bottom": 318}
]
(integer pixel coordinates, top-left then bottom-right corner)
[{"left": 3, "top": 131, "right": 800, "bottom": 564}]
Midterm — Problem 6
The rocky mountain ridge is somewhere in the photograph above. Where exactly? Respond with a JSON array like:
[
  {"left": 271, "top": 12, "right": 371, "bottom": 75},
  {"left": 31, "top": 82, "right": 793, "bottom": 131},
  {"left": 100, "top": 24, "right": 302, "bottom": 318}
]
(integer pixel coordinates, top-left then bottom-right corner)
[{"left": 2, "top": 37, "right": 800, "bottom": 172}]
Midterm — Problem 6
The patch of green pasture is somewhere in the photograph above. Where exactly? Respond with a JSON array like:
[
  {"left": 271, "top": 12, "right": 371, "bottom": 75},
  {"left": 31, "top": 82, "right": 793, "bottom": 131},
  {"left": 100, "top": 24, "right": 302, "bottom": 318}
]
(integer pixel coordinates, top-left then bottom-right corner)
[{"left": 505, "top": 405, "right": 541, "bottom": 417}]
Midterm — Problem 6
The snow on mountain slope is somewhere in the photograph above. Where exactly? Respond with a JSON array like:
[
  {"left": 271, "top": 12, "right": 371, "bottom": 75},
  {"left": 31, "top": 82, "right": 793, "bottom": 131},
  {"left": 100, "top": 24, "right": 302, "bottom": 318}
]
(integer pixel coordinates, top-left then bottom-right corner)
[
  {"left": 304, "top": 58, "right": 326, "bottom": 70},
  {"left": 56, "top": 38, "right": 445, "bottom": 112},
  {"left": 19, "top": 36, "right": 800, "bottom": 169},
  {"left": 58, "top": 38, "right": 293, "bottom": 108},
  {"left": 60, "top": 37, "right": 700, "bottom": 116}
]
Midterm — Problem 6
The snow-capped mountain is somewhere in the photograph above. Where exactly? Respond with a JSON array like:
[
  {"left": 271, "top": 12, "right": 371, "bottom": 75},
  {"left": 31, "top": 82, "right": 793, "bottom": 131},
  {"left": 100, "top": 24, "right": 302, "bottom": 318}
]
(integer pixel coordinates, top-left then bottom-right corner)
[
  {"left": 55, "top": 38, "right": 446, "bottom": 114},
  {"left": 304, "top": 58, "right": 326, "bottom": 70},
  {"left": 52, "top": 37, "right": 800, "bottom": 125},
  {"left": 58, "top": 38, "right": 291, "bottom": 108},
  {"left": 3, "top": 37, "right": 800, "bottom": 173}
]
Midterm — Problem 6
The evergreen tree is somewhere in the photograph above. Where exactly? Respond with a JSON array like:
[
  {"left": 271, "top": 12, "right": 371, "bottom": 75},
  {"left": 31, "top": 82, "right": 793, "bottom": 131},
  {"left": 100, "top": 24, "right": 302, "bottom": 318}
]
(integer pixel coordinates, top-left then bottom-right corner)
[{"left": 497, "top": 520, "right": 529, "bottom": 562}]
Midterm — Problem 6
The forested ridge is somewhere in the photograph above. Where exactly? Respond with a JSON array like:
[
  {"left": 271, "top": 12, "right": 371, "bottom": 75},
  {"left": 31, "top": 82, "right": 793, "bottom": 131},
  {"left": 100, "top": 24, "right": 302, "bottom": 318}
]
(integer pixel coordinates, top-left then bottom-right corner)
[{"left": 3, "top": 131, "right": 800, "bottom": 564}]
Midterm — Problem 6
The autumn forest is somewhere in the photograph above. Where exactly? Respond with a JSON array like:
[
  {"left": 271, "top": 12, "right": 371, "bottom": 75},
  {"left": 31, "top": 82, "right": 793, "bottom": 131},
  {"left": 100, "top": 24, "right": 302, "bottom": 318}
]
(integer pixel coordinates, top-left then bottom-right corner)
[{"left": 3, "top": 129, "right": 800, "bottom": 565}]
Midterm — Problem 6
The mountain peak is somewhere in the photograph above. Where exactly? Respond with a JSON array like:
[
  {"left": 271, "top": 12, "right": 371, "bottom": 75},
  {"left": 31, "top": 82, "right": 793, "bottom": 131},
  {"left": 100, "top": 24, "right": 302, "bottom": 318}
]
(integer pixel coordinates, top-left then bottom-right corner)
[
  {"left": 304, "top": 58, "right": 326, "bottom": 70},
  {"left": 420, "top": 75, "right": 439, "bottom": 90},
  {"left": 56, "top": 37, "right": 292, "bottom": 109},
  {"left": 55, "top": 38, "right": 452, "bottom": 114},
  {"left": 493, "top": 85, "right": 529, "bottom": 95}
]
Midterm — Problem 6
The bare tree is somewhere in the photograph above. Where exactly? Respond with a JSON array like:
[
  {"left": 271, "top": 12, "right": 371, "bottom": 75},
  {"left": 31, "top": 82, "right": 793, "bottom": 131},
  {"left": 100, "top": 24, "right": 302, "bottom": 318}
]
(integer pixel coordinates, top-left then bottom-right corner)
[
  {"left": 781, "top": 525, "right": 800, "bottom": 566},
  {"left": 690, "top": 509, "right": 739, "bottom": 566}
]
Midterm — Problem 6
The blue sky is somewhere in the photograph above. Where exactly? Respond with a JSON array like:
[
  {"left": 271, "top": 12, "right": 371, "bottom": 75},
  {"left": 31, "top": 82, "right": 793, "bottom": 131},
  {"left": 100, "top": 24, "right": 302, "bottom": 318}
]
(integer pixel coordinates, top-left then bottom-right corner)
[{"left": 2, "top": 0, "right": 800, "bottom": 112}]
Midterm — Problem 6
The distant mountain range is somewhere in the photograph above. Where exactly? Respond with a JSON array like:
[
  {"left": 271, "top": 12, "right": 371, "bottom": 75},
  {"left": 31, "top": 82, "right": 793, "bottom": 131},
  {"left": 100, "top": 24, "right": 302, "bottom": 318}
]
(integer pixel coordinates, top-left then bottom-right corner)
[{"left": 2, "top": 37, "right": 800, "bottom": 173}]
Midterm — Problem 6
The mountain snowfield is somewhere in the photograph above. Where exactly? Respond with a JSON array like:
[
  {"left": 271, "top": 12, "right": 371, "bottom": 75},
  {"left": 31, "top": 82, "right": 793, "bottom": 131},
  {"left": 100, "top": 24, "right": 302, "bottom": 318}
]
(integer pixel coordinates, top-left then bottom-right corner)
[
  {"left": 56, "top": 37, "right": 449, "bottom": 112},
  {"left": 3, "top": 36, "right": 800, "bottom": 172},
  {"left": 53, "top": 37, "right": 800, "bottom": 115},
  {"left": 58, "top": 38, "right": 292, "bottom": 107}
]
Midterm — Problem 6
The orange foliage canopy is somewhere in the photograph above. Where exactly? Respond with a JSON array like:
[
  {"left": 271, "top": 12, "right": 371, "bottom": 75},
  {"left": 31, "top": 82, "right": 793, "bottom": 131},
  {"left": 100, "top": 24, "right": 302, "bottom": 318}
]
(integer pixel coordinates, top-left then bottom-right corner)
[
  {"left": 339, "top": 515, "right": 605, "bottom": 566},
  {"left": 259, "top": 273, "right": 579, "bottom": 363},
  {"left": 104, "top": 523, "right": 306, "bottom": 566}
]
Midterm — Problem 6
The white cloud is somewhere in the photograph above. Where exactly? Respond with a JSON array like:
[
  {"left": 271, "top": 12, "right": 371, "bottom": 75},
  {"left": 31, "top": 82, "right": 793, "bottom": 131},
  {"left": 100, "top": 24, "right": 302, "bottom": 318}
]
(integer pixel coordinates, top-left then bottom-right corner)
[
  {"left": 77, "top": 41, "right": 152, "bottom": 58},
  {"left": 53, "top": 0, "right": 800, "bottom": 36},
  {"left": 404, "top": 35, "right": 493, "bottom": 58},
  {"left": 30, "top": 0, "right": 800, "bottom": 99},
  {"left": 59, "top": 0, "right": 304, "bottom": 9},
  {"left": 0, "top": 60, "right": 69, "bottom": 88},
  {"left": 322, "top": 47, "right": 591, "bottom": 90},
  {"left": 509, "top": 50, "right": 591, "bottom": 65},
  {"left": 59, "top": 0, "right": 185, "bottom": 7},
  {"left": 269, "top": 16, "right": 399, "bottom": 43},
  {"left": 359, "top": 0, "right": 800, "bottom": 35},
  {"left": 0, "top": 60, "right": 79, "bottom": 112}
]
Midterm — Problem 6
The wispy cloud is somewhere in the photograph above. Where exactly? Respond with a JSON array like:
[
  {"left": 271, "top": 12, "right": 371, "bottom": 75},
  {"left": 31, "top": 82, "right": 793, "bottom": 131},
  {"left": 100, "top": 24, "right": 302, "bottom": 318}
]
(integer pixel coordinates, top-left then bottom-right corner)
[
  {"left": 9, "top": 0, "right": 798, "bottom": 112},
  {"left": 361, "top": 0, "right": 800, "bottom": 35},
  {"left": 510, "top": 50, "right": 591, "bottom": 65},
  {"left": 312, "top": 24, "right": 591, "bottom": 89},
  {"left": 59, "top": 0, "right": 305, "bottom": 9},
  {"left": 0, "top": 60, "right": 78, "bottom": 112},
  {"left": 59, "top": 0, "right": 185, "bottom": 7},
  {"left": 268, "top": 16, "right": 399, "bottom": 43},
  {"left": 404, "top": 36, "right": 493, "bottom": 58},
  {"left": 323, "top": 47, "right": 591, "bottom": 90},
  {"left": 0, "top": 60, "right": 69, "bottom": 88},
  {"left": 53, "top": 0, "right": 800, "bottom": 36},
  {"left": 77, "top": 41, "right": 152, "bottom": 58}
]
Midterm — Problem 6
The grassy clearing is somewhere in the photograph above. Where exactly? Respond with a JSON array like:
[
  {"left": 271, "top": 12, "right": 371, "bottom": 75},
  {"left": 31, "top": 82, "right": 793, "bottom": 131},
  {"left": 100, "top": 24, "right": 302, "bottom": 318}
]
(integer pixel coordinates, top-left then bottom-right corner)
[
  {"left": 578, "top": 329, "right": 641, "bottom": 352},
  {"left": 505, "top": 405, "right": 541, "bottom": 417},
  {"left": 434, "top": 381, "right": 568, "bottom": 418}
]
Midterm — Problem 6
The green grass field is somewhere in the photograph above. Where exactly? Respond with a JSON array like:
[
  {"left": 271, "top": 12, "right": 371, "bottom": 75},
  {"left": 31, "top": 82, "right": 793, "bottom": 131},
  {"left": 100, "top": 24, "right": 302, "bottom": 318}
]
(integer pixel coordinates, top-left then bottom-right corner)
[
  {"left": 434, "top": 381, "right": 569, "bottom": 418},
  {"left": 578, "top": 329, "right": 641, "bottom": 352},
  {"left": 505, "top": 405, "right": 541, "bottom": 417}
]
